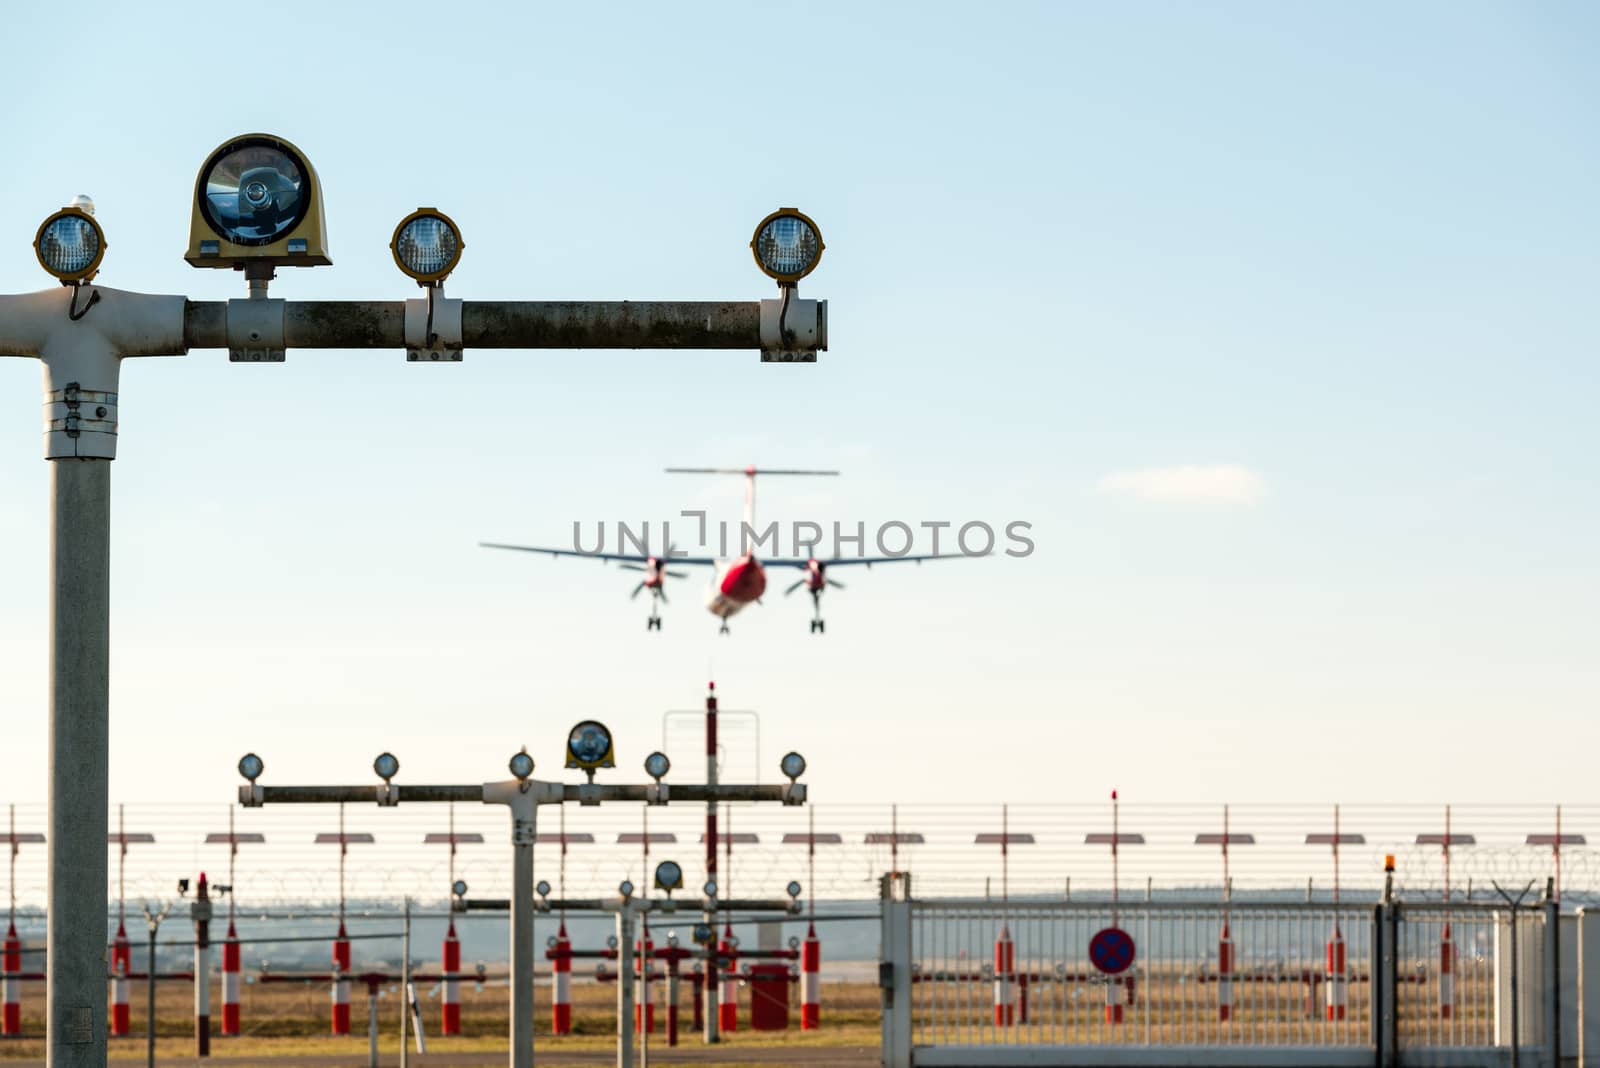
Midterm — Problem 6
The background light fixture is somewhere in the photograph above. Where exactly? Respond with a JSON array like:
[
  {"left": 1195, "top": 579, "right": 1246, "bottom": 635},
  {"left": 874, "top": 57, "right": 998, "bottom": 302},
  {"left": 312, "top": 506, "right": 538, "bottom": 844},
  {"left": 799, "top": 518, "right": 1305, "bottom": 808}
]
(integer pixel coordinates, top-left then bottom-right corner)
[
  {"left": 618, "top": 880, "right": 634, "bottom": 899},
  {"left": 509, "top": 748, "right": 535, "bottom": 781},
  {"left": 34, "top": 201, "right": 106, "bottom": 284},
  {"left": 536, "top": 880, "right": 551, "bottom": 897},
  {"left": 186, "top": 133, "right": 331, "bottom": 269},
  {"left": 644, "top": 752, "right": 670, "bottom": 782},
  {"left": 565, "top": 720, "right": 615, "bottom": 771},
  {"left": 654, "top": 860, "right": 683, "bottom": 892},
  {"left": 237, "top": 754, "right": 264, "bottom": 783},
  {"left": 452, "top": 879, "right": 468, "bottom": 897},
  {"left": 702, "top": 879, "right": 717, "bottom": 899},
  {"left": 392, "top": 208, "right": 463, "bottom": 285},
  {"left": 751, "top": 208, "right": 824, "bottom": 284},
  {"left": 373, "top": 752, "right": 400, "bottom": 782},
  {"left": 786, "top": 880, "right": 803, "bottom": 899},
  {"left": 780, "top": 751, "right": 806, "bottom": 782}
]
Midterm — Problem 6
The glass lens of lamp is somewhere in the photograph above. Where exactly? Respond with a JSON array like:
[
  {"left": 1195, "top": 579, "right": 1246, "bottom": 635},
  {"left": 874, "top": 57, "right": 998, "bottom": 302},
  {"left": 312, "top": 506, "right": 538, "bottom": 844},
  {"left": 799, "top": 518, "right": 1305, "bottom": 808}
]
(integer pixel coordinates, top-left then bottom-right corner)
[
  {"left": 38, "top": 214, "right": 100, "bottom": 277},
  {"left": 237, "top": 754, "right": 264, "bottom": 781},
  {"left": 509, "top": 751, "right": 535, "bottom": 780},
  {"left": 201, "top": 142, "right": 308, "bottom": 246},
  {"left": 780, "top": 752, "right": 806, "bottom": 779},
  {"left": 655, "top": 861, "right": 682, "bottom": 889},
  {"left": 452, "top": 880, "right": 468, "bottom": 896},
  {"left": 702, "top": 880, "right": 716, "bottom": 898},
  {"left": 536, "top": 880, "right": 551, "bottom": 896},
  {"left": 787, "top": 881, "right": 803, "bottom": 898},
  {"left": 569, "top": 722, "right": 610, "bottom": 765},
  {"left": 396, "top": 215, "right": 459, "bottom": 277},
  {"left": 374, "top": 752, "right": 400, "bottom": 780},
  {"left": 755, "top": 215, "right": 819, "bottom": 278},
  {"left": 644, "top": 752, "right": 670, "bottom": 780},
  {"left": 619, "top": 880, "right": 634, "bottom": 898}
]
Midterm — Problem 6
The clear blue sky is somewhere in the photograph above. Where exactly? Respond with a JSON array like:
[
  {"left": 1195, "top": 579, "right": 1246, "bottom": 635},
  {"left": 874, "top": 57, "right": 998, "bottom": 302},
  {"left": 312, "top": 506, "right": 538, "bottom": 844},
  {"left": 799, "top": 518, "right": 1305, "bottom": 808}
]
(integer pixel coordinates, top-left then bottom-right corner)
[{"left": 0, "top": 2, "right": 1596, "bottom": 809}]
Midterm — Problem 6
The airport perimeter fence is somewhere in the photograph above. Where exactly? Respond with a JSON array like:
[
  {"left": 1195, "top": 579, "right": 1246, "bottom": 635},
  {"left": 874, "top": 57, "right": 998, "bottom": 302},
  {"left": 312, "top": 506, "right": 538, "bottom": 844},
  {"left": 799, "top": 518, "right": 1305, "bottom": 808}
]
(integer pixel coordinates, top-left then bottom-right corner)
[
  {"left": 3, "top": 801, "right": 1597, "bottom": 911},
  {"left": 882, "top": 887, "right": 1567, "bottom": 1068}
]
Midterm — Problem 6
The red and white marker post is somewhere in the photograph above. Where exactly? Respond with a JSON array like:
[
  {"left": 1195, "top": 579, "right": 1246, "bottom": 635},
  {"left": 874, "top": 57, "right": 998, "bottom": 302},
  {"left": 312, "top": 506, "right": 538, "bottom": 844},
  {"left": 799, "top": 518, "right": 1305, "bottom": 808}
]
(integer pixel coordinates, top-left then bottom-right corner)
[
  {"left": 2, "top": 807, "right": 36, "bottom": 1037},
  {"left": 316, "top": 806, "right": 372, "bottom": 1036},
  {"left": 552, "top": 923, "right": 572, "bottom": 1035},
  {"left": 1305, "top": 806, "right": 1362, "bottom": 1023},
  {"left": 978, "top": 806, "right": 1032, "bottom": 1028},
  {"left": 992, "top": 925, "right": 1015, "bottom": 1026},
  {"left": 108, "top": 807, "right": 154, "bottom": 1038},
  {"left": 1197, "top": 806, "right": 1251, "bottom": 1024},
  {"left": 424, "top": 805, "right": 482, "bottom": 1036},
  {"left": 205, "top": 807, "right": 264, "bottom": 1038},
  {"left": 718, "top": 924, "right": 738, "bottom": 1033},
  {"left": 801, "top": 924, "right": 821, "bottom": 1031},
  {"left": 1417, "top": 806, "right": 1471, "bottom": 1022}
]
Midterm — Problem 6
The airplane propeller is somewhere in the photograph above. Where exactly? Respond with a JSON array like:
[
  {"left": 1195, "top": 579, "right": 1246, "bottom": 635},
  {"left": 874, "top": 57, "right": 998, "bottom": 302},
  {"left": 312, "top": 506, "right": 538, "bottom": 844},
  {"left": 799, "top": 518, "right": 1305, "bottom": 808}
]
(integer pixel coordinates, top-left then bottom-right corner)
[
  {"left": 630, "top": 581, "right": 646, "bottom": 600},
  {"left": 619, "top": 563, "right": 646, "bottom": 573},
  {"left": 784, "top": 578, "right": 805, "bottom": 595},
  {"left": 828, "top": 578, "right": 846, "bottom": 590}
]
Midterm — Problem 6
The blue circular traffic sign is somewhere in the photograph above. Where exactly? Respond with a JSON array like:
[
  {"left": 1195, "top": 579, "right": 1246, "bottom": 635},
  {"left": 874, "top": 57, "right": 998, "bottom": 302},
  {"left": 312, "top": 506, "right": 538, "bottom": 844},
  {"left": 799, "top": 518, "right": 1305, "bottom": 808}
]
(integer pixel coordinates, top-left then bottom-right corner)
[{"left": 1089, "top": 926, "right": 1136, "bottom": 975}]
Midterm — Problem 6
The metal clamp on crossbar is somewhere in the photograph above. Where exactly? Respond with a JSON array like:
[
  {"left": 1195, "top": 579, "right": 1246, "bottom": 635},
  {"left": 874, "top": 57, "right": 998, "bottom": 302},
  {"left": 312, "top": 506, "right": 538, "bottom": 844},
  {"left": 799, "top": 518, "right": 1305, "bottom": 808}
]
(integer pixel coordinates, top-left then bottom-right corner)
[
  {"left": 45, "top": 381, "right": 118, "bottom": 459},
  {"left": 404, "top": 288, "right": 463, "bottom": 362},
  {"left": 759, "top": 293, "right": 826, "bottom": 363},
  {"left": 227, "top": 299, "right": 286, "bottom": 362}
]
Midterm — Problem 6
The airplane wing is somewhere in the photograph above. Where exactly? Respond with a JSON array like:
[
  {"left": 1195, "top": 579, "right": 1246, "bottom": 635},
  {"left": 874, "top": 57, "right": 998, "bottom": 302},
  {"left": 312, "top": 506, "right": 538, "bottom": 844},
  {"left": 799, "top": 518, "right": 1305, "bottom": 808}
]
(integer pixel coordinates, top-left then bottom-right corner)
[
  {"left": 479, "top": 542, "right": 721, "bottom": 566},
  {"left": 762, "top": 553, "right": 975, "bottom": 568}
]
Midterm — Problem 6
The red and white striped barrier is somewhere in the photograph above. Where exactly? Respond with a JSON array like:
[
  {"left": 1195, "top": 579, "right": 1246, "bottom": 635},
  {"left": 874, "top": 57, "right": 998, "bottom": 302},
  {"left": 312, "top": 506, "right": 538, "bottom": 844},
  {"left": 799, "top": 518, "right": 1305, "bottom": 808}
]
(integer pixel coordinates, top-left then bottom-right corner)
[
  {"left": 332, "top": 925, "right": 352, "bottom": 1035},
  {"left": 1218, "top": 925, "right": 1234, "bottom": 1023},
  {"left": 718, "top": 927, "right": 737, "bottom": 1033},
  {"left": 1439, "top": 927, "right": 1456, "bottom": 1020},
  {"left": 441, "top": 920, "right": 461, "bottom": 1035},
  {"left": 1104, "top": 978, "right": 1124, "bottom": 1025},
  {"left": 111, "top": 922, "right": 131, "bottom": 1036},
  {"left": 1326, "top": 928, "right": 1347, "bottom": 1021},
  {"left": 552, "top": 924, "right": 572, "bottom": 1036},
  {"left": 992, "top": 926, "right": 1015, "bottom": 1027},
  {"left": 634, "top": 936, "right": 655, "bottom": 1033},
  {"left": 222, "top": 922, "right": 241, "bottom": 1036},
  {"left": 801, "top": 924, "right": 821, "bottom": 1030},
  {"left": 2, "top": 923, "right": 18, "bottom": 1036}
]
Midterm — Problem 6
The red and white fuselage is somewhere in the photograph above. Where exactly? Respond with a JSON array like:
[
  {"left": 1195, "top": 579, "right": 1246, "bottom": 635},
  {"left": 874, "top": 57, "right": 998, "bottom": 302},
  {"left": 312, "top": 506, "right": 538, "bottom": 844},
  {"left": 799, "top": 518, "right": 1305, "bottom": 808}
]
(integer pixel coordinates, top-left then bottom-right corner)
[{"left": 706, "top": 553, "right": 767, "bottom": 618}]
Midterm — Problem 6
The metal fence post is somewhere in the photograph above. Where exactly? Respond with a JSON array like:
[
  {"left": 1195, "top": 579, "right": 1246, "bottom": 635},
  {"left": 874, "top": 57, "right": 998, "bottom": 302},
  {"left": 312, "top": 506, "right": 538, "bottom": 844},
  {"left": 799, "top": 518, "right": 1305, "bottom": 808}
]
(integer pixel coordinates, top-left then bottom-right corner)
[
  {"left": 1546, "top": 895, "right": 1561, "bottom": 1068},
  {"left": 1374, "top": 903, "right": 1397, "bottom": 1066},
  {"left": 881, "top": 882, "right": 913, "bottom": 1068}
]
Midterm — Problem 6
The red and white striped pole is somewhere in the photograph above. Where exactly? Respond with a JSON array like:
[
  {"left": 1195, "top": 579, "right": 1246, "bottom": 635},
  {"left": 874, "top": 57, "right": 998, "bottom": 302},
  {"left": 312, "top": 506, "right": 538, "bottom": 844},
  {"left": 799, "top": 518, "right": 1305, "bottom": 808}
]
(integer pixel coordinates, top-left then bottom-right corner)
[
  {"left": 1105, "top": 978, "right": 1124, "bottom": 1025},
  {"left": 193, "top": 873, "right": 212, "bottom": 1057},
  {"left": 1326, "top": 928, "right": 1347, "bottom": 1021},
  {"left": 1218, "top": 925, "right": 1234, "bottom": 1023},
  {"left": 1439, "top": 805, "right": 1456, "bottom": 1021},
  {"left": 1, "top": 922, "right": 17, "bottom": 1036},
  {"left": 111, "top": 922, "right": 131, "bottom": 1037},
  {"left": 222, "top": 920, "right": 240, "bottom": 1036},
  {"left": 992, "top": 925, "right": 1015, "bottom": 1026},
  {"left": 552, "top": 923, "right": 572, "bottom": 1035},
  {"left": 1105, "top": 790, "right": 1124, "bottom": 1026},
  {"left": 332, "top": 923, "right": 351, "bottom": 1035},
  {"left": 801, "top": 923, "right": 821, "bottom": 1030},
  {"left": 718, "top": 925, "right": 737, "bottom": 1033},
  {"left": 441, "top": 920, "right": 461, "bottom": 1035},
  {"left": 635, "top": 935, "right": 655, "bottom": 1033}
]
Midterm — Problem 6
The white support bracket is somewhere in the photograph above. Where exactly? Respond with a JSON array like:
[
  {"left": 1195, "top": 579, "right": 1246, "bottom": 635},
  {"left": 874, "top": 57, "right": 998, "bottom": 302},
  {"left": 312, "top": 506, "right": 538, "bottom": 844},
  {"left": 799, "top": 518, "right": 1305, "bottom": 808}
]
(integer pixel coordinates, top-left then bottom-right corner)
[
  {"left": 759, "top": 295, "right": 826, "bottom": 363},
  {"left": 227, "top": 299, "right": 286, "bottom": 362},
  {"left": 405, "top": 289, "right": 463, "bottom": 363}
]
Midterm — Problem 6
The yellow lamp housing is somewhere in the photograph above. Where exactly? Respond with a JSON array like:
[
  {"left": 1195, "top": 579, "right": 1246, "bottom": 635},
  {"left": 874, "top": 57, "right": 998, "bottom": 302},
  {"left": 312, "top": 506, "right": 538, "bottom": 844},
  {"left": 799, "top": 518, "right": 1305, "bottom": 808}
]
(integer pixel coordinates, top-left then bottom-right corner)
[
  {"left": 750, "top": 207, "right": 824, "bottom": 284},
  {"left": 35, "top": 206, "right": 107, "bottom": 284},
  {"left": 186, "top": 133, "right": 331, "bottom": 269},
  {"left": 391, "top": 208, "right": 464, "bottom": 284},
  {"left": 565, "top": 720, "right": 616, "bottom": 771}
]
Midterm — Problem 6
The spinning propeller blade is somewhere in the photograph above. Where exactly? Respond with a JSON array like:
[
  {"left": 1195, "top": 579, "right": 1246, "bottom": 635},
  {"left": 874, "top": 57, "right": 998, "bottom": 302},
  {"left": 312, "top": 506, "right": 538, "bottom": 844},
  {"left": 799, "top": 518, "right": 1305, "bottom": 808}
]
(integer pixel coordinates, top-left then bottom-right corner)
[
  {"left": 784, "top": 579, "right": 806, "bottom": 595},
  {"left": 629, "top": 581, "right": 646, "bottom": 600},
  {"left": 827, "top": 579, "right": 846, "bottom": 590},
  {"left": 618, "top": 563, "right": 646, "bottom": 572}
]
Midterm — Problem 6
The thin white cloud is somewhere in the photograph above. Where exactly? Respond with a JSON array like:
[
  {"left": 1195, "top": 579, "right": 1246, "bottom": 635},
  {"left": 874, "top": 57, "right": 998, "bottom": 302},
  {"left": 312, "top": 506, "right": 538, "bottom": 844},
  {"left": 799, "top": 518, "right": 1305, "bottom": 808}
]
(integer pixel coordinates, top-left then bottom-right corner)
[{"left": 1097, "top": 464, "right": 1266, "bottom": 504}]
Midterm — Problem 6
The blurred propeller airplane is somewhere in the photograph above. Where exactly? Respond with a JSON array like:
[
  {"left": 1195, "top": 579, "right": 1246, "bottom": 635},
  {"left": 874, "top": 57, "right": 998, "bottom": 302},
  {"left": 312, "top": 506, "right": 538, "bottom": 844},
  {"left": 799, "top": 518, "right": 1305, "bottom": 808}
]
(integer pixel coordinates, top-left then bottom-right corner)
[{"left": 481, "top": 466, "right": 966, "bottom": 633}]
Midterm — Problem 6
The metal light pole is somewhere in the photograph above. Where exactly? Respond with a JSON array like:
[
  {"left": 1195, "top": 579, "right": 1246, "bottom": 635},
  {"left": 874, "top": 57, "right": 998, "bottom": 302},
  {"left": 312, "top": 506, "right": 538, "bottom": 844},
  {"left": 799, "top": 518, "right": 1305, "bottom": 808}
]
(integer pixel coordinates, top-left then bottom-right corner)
[
  {"left": 3, "top": 196, "right": 827, "bottom": 1068},
  {"left": 137, "top": 898, "right": 175, "bottom": 1068},
  {"left": 238, "top": 744, "right": 805, "bottom": 1068}
]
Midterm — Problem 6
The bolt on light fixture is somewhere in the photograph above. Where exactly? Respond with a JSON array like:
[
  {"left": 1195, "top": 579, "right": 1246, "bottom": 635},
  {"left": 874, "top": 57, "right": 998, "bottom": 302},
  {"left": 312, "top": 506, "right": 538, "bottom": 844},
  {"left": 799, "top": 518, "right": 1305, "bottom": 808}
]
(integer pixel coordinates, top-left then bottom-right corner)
[
  {"left": 565, "top": 720, "right": 615, "bottom": 782},
  {"left": 35, "top": 196, "right": 106, "bottom": 287},
  {"left": 509, "top": 748, "right": 535, "bottom": 781},
  {"left": 654, "top": 860, "right": 684, "bottom": 894},
  {"left": 780, "top": 752, "right": 806, "bottom": 783},
  {"left": 392, "top": 209, "right": 464, "bottom": 285},
  {"left": 237, "top": 754, "right": 264, "bottom": 783},
  {"left": 751, "top": 208, "right": 824, "bottom": 286},
  {"left": 373, "top": 752, "right": 400, "bottom": 783},
  {"left": 186, "top": 133, "right": 330, "bottom": 273},
  {"left": 644, "top": 752, "right": 670, "bottom": 783}
]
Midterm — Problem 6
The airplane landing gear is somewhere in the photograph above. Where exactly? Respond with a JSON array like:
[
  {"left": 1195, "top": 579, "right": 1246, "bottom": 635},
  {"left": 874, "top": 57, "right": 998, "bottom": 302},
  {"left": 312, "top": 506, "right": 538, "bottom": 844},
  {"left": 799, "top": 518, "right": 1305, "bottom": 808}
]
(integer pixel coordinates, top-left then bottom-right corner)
[
  {"left": 647, "top": 616, "right": 661, "bottom": 631},
  {"left": 810, "top": 618, "right": 825, "bottom": 634},
  {"left": 719, "top": 620, "right": 731, "bottom": 635}
]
